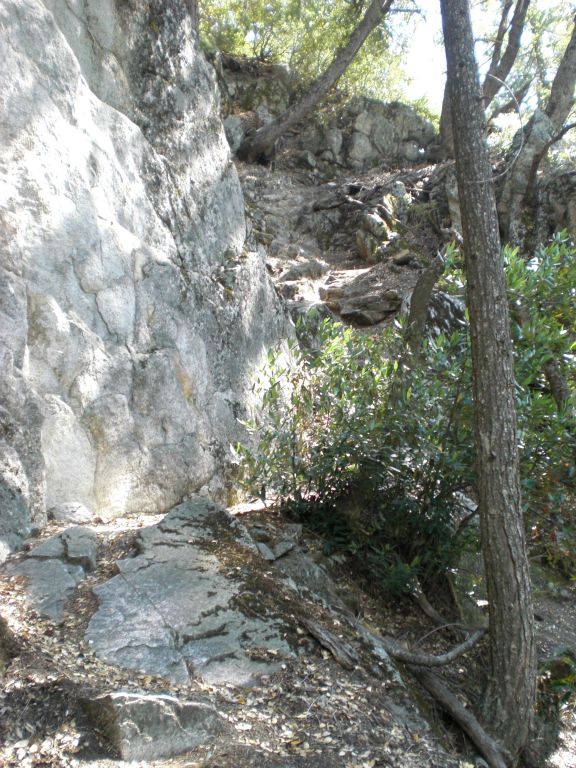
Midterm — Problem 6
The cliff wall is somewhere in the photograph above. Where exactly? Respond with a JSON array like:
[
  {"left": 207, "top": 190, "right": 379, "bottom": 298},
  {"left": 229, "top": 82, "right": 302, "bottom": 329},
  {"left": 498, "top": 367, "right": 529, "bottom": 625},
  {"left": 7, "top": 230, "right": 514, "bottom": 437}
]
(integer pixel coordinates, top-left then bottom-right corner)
[{"left": 0, "top": 0, "right": 288, "bottom": 558}]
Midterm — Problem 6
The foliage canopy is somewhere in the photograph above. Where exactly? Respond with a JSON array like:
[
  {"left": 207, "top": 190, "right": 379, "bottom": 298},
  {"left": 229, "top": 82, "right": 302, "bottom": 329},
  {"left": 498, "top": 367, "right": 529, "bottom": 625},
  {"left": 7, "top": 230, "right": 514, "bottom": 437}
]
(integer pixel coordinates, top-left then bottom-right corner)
[{"left": 200, "top": 0, "right": 410, "bottom": 100}]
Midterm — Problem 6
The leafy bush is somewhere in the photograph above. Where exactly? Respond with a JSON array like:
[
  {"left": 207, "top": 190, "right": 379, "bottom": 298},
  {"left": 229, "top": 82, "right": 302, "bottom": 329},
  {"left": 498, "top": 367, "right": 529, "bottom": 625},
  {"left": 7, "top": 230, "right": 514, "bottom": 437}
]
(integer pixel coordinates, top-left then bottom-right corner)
[
  {"left": 239, "top": 319, "right": 475, "bottom": 594},
  {"left": 506, "top": 233, "right": 576, "bottom": 575},
  {"left": 238, "top": 235, "right": 576, "bottom": 592}
]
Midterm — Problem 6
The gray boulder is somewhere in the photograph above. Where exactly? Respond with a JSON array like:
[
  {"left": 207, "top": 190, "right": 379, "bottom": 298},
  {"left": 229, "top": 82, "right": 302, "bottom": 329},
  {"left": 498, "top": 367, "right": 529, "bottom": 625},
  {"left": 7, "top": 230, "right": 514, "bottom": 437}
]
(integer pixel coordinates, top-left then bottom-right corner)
[
  {"left": 29, "top": 526, "right": 98, "bottom": 572},
  {"left": 10, "top": 558, "right": 85, "bottom": 622},
  {"left": 48, "top": 502, "right": 93, "bottom": 524},
  {"left": 223, "top": 114, "right": 246, "bottom": 152},
  {"left": 83, "top": 691, "right": 225, "bottom": 761},
  {"left": 328, "top": 98, "right": 437, "bottom": 171},
  {"left": 9, "top": 526, "right": 98, "bottom": 620}
]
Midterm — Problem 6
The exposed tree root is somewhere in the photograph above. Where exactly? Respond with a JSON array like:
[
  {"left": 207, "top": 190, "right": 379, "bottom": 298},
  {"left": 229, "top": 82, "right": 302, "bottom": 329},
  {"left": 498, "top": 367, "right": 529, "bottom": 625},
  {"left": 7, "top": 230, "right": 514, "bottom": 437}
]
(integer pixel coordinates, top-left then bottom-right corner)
[
  {"left": 381, "top": 629, "right": 485, "bottom": 667},
  {"left": 409, "top": 666, "right": 509, "bottom": 768},
  {"left": 352, "top": 617, "right": 507, "bottom": 767}
]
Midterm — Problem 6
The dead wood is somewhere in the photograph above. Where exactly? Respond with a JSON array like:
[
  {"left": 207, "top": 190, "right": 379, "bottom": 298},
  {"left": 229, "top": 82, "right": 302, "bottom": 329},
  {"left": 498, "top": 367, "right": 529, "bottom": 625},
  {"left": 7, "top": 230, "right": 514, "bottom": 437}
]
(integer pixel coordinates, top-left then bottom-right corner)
[
  {"left": 301, "top": 618, "right": 357, "bottom": 669},
  {"left": 381, "top": 629, "right": 485, "bottom": 667}
]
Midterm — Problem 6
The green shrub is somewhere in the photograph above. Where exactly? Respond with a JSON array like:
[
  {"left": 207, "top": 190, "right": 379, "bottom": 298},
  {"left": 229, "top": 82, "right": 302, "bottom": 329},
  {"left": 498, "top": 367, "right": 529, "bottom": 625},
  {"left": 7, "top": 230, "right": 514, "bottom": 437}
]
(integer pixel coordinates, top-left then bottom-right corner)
[
  {"left": 238, "top": 234, "right": 576, "bottom": 592},
  {"left": 238, "top": 319, "right": 475, "bottom": 594},
  {"left": 506, "top": 233, "right": 576, "bottom": 576}
]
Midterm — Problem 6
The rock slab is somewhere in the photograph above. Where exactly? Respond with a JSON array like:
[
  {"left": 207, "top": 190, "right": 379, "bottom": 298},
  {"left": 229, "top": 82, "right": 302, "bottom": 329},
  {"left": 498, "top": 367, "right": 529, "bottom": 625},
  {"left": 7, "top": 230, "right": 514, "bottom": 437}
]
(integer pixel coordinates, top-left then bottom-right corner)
[
  {"left": 9, "top": 527, "right": 98, "bottom": 620},
  {"left": 85, "top": 498, "right": 296, "bottom": 685}
]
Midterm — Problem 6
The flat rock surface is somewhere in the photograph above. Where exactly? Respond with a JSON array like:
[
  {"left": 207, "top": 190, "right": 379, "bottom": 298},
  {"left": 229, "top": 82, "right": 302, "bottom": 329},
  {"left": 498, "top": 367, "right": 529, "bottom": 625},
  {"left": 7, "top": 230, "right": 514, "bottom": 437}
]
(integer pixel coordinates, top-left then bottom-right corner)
[
  {"left": 8, "top": 526, "right": 97, "bottom": 620},
  {"left": 85, "top": 499, "right": 297, "bottom": 685}
]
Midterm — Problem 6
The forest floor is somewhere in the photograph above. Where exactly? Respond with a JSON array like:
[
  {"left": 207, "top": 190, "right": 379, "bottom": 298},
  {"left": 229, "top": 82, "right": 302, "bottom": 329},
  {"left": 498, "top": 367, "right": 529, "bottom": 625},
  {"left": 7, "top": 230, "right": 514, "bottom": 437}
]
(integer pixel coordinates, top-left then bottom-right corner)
[
  {"left": 1, "top": 503, "right": 575, "bottom": 768},
  {"left": 0, "top": 510, "right": 463, "bottom": 768}
]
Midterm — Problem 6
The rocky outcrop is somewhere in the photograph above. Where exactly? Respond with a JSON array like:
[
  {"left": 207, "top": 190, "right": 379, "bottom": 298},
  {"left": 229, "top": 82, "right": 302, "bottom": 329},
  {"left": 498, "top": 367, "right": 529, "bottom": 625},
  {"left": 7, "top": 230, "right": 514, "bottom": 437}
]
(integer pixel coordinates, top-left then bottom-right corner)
[
  {"left": 217, "top": 54, "right": 293, "bottom": 116},
  {"left": 217, "top": 56, "right": 438, "bottom": 173},
  {"left": 314, "top": 98, "right": 437, "bottom": 172},
  {"left": 0, "top": 0, "right": 289, "bottom": 554},
  {"left": 85, "top": 498, "right": 298, "bottom": 686}
]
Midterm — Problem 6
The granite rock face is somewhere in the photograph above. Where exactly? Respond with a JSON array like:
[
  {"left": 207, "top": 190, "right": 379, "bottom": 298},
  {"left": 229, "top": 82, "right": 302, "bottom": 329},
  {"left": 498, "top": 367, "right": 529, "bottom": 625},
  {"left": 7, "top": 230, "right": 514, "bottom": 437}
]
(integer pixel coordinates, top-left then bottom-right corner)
[{"left": 0, "top": 0, "right": 288, "bottom": 547}]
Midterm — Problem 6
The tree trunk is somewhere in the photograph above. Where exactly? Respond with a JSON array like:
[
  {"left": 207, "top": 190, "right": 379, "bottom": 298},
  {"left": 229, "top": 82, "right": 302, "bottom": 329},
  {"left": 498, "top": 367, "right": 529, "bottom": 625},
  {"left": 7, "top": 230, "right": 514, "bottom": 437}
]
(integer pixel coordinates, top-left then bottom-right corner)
[
  {"left": 498, "top": 16, "right": 576, "bottom": 244},
  {"left": 440, "top": 0, "right": 531, "bottom": 158},
  {"left": 440, "top": 0, "right": 536, "bottom": 762},
  {"left": 188, "top": 0, "right": 198, "bottom": 33},
  {"left": 439, "top": 85, "right": 454, "bottom": 158},
  {"left": 237, "top": 0, "right": 394, "bottom": 162}
]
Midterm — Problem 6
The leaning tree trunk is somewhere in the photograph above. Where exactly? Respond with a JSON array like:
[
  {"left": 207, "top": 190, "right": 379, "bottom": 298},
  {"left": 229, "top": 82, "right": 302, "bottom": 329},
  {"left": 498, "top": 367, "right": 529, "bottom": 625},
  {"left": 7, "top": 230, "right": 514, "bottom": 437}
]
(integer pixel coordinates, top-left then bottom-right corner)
[
  {"left": 498, "top": 16, "right": 576, "bottom": 244},
  {"left": 237, "top": 0, "right": 394, "bottom": 162},
  {"left": 440, "top": 0, "right": 536, "bottom": 762}
]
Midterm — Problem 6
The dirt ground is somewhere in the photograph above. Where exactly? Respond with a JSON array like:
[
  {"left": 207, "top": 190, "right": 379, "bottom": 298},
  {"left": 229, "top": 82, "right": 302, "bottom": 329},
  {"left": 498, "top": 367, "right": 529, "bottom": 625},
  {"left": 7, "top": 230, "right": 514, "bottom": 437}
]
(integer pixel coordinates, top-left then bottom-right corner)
[{"left": 1, "top": 505, "right": 575, "bottom": 768}]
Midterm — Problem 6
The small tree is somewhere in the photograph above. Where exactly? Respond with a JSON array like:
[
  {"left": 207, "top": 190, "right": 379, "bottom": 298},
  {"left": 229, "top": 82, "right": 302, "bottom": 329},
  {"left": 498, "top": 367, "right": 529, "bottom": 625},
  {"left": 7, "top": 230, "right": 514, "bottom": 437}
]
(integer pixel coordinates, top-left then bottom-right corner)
[
  {"left": 237, "top": 0, "right": 394, "bottom": 162},
  {"left": 498, "top": 15, "right": 576, "bottom": 243},
  {"left": 441, "top": 0, "right": 536, "bottom": 762}
]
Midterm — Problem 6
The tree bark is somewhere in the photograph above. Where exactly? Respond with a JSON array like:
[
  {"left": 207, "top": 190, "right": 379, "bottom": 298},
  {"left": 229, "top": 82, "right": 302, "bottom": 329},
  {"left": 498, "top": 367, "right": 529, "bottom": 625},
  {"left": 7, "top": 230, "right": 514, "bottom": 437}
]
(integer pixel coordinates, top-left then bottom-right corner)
[
  {"left": 405, "top": 252, "right": 445, "bottom": 357},
  {"left": 440, "top": 0, "right": 531, "bottom": 158},
  {"left": 439, "top": 85, "right": 454, "bottom": 157},
  {"left": 498, "top": 16, "right": 576, "bottom": 244},
  {"left": 440, "top": 0, "right": 536, "bottom": 761},
  {"left": 545, "top": 15, "right": 576, "bottom": 127},
  {"left": 237, "top": 0, "right": 394, "bottom": 162}
]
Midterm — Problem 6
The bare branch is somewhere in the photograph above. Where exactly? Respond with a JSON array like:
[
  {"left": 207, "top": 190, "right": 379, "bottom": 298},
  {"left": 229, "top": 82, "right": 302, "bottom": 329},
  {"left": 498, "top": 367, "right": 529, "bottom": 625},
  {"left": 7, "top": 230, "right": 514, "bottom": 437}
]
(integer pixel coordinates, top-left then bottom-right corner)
[
  {"left": 487, "top": 0, "right": 514, "bottom": 75},
  {"left": 483, "top": 0, "right": 531, "bottom": 108}
]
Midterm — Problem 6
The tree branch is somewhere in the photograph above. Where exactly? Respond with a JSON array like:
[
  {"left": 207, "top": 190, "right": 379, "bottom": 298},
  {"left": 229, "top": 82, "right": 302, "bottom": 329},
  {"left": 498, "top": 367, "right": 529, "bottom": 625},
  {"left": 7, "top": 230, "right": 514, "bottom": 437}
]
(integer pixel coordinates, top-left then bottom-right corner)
[
  {"left": 486, "top": 0, "right": 514, "bottom": 77},
  {"left": 483, "top": 0, "right": 531, "bottom": 108}
]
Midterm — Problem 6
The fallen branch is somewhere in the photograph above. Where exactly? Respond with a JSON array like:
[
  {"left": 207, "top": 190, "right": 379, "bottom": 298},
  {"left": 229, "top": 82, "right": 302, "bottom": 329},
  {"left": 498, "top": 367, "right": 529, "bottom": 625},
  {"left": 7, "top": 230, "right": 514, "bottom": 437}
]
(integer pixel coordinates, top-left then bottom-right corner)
[
  {"left": 409, "top": 666, "right": 509, "bottom": 768},
  {"left": 410, "top": 581, "right": 450, "bottom": 626},
  {"left": 301, "top": 618, "right": 357, "bottom": 670}
]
